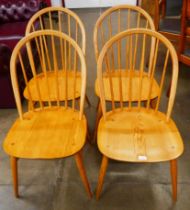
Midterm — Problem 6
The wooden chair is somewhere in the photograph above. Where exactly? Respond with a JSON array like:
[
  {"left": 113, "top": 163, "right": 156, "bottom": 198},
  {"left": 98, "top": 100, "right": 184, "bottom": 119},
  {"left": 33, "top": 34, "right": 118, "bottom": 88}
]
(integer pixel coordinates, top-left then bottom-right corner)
[
  {"left": 3, "top": 30, "right": 92, "bottom": 198},
  {"left": 25, "top": 6, "right": 90, "bottom": 107},
  {"left": 93, "top": 5, "right": 156, "bottom": 142},
  {"left": 96, "top": 29, "right": 184, "bottom": 200},
  {"left": 179, "top": 0, "right": 190, "bottom": 65}
]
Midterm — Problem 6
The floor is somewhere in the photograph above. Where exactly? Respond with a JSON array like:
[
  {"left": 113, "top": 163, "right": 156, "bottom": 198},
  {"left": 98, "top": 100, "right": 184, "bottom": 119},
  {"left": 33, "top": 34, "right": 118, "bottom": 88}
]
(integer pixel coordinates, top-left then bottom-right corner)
[{"left": 1, "top": 7, "right": 190, "bottom": 210}]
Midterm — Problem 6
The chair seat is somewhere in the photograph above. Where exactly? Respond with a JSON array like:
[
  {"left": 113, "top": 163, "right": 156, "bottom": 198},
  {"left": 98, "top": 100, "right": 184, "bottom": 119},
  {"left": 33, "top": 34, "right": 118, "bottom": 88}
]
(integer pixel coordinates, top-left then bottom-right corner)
[
  {"left": 98, "top": 108, "right": 183, "bottom": 162},
  {"left": 24, "top": 70, "right": 81, "bottom": 101},
  {"left": 95, "top": 70, "right": 160, "bottom": 101},
  {"left": 3, "top": 108, "right": 86, "bottom": 159}
]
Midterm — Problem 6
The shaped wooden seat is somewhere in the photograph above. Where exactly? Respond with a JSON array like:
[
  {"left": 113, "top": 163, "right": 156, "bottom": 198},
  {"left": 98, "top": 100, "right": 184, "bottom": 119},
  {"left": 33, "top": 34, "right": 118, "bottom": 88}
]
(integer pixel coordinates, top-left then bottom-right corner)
[
  {"left": 4, "top": 108, "right": 86, "bottom": 159},
  {"left": 95, "top": 70, "right": 159, "bottom": 101},
  {"left": 25, "top": 6, "right": 90, "bottom": 106},
  {"left": 3, "top": 30, "right": 91, "bottom": 198},
  {"left": 98, "top": 108, "right": 183, "bottom": 162},
  {"left": 96, "top": 29, "right": 184, "bottom": 201},
  {"left": 93, "top": 5, "right": 157, "bottom": 142}
]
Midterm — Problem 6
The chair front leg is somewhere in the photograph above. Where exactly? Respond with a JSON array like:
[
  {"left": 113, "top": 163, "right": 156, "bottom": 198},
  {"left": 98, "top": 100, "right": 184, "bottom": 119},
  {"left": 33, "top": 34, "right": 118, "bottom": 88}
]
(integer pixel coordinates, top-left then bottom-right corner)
[
  {"left": 75, "top": 151, "right": 92, "bottom": 198},
  {"left": 170, "top": 159, "right": 177, "bottom": 201},
  {"left": 10, "top": 156, "right": 19, "bottom": 198},
  {"left": 96, "top": 155, "right": 109, "bottom": 200}
]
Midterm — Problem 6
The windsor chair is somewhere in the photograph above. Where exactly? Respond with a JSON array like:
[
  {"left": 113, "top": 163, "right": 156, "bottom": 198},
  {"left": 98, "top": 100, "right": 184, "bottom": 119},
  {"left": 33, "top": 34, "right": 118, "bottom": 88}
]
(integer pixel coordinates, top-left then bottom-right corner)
[
  {"left": 96, "top": 29, "right": 184, "bottom": 200},
  {"left": 93, "top": 5, "right": 157, "bottom": 142},
  {"left": 25, "top": 6, "right": 90, "bottom": 107},
  {"left": 3, "top": 30, "right": 92, "bottom": 198}
]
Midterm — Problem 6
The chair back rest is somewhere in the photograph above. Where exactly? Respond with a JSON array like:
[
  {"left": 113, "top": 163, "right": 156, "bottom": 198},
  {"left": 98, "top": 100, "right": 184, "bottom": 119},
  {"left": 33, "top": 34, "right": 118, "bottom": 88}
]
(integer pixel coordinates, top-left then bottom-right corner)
[
  {"left": 97, "top": 29, "right": 178, "bottom": 121},
  {"left": 94, "top": 5, "right": 155, "bottom": 61},
  {"left": 10, "top": 30, "right": 86, "bottom": 120},
  {"left": 25, "top": 6, "right": 86, "bottom": 54}
]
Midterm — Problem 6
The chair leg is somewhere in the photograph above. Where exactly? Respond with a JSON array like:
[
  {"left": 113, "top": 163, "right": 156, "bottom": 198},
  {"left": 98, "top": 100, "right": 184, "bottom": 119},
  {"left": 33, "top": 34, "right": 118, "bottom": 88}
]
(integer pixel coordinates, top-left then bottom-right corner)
[
  {"left": 10, "top": 156, "right": 19, "bottom": 198},
  {"left": 96, "top": 155, "right": 109, "bottom": 200},
  {"left": 170, "top": 159, "right": 177, "bottom": 201},
  {"left": 75, "top": 151, "right": 92, "bottom": 198},
  {"left": 93, "top": 100, "right": 102, "bottom": 143}
]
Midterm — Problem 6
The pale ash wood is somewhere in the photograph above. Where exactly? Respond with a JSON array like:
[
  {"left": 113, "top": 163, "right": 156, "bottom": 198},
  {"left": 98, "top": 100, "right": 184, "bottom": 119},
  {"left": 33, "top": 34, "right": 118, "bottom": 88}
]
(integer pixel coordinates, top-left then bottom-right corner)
[
  {"left": 24, "top": 71, "right": 81, "bottom": 102},
  {"left": 10, "top": 157, "right": 18, "bottom": 198},
  {"left": 25, "top": 6, "right": 90, "bottom": 107},
  {"left": 25, "top": 6, "right": 86, "bottom": 54},
  {"left": 93, "top": 5, "right": 156, "bottom": 142},
  {"left": 170, "top": 159, "right": 177, "bottom": 201},
  {"left": 96, "top": 155, "right": 108, "bottom": 200},
  {"left": 98, "top": 108, "right": 183, "bottom": 162},
  {"left": 95, "top": 70, "right": 159, "bottom": 102},
  {"left": 94, "top": 5, "right": 155, "bottom": 61},
  {"left": 4, "top": 109, "right": 87, "bottom": 158},
  {"left": 3, "top": 30, "right": 91, "bottom": 197},
  {"left": 96, "top": 29, "right": 183, "bottom": 200},
  {"left": 75, "top": 152, "right": 92, "bottom": 198}
]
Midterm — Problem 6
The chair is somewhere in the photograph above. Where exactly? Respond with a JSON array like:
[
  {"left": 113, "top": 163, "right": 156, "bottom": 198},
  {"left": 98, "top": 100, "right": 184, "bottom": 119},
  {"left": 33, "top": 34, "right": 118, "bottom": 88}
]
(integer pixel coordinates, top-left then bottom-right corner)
[
  {"left": 96, "top": 29, "right": 184, "bottom": 200},
  {"left": 93, "top": 5, "right": 156, "bottom": 142},
  {"left": 25, "top": 6, "right": 90, "bottom": 107},
  {"left": 179, "top": 0, "right": 190, "bottom": 65},
  {"left": 3, "top": 30, "right": 92, "bottom": 198}
]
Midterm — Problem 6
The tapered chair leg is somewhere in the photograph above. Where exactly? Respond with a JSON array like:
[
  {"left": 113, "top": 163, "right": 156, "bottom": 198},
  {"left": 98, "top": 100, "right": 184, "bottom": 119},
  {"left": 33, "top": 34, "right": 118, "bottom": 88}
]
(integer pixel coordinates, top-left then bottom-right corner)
[
  {"left": 10, "top": 156, "right": 19, "bottom": 198},
  {"left": 75, "top": 152, "right": 92, "bottom": 198},
  {"left": 170, "top": 159, "right": 177, "bottom": 201},
  {"left": 96, "top": 155, "right": 109, "bottom": 200},
  {"left": 93, "top": 100, "right": 102, "bottom": 143}
]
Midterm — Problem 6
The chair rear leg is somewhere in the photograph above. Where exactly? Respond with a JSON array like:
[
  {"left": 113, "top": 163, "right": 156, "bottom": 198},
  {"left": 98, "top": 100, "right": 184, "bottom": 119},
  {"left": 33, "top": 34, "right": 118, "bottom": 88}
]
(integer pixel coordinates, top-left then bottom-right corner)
[
  {"left": 170, "top": 159, "right": 177, "bottom": 201},
  {"left": 75, "top": 151, "right": 92, "bottom": 198},
  {"left": 96, "top": 155, "right": 109, "bottom": 200},
  {"left": 10, "top": 156, "right": 19, "bottom": 198}
]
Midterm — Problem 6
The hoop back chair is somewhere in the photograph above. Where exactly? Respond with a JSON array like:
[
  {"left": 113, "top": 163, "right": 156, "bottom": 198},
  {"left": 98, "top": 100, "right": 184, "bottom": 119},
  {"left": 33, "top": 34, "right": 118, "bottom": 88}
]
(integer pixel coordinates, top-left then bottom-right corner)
[
  {"left": 179, "top": 0, "right": 190, "bottom": 65},
  {"left": 25, "top": 7, "right": 90, "bottom": 106},
  {"left": 3, "top": 30, "right": 91, "bottom": 198},
  {"left": 93, "top": 5, "right": 157, "bottom": 142},
  {"left": 96, "top": 29, "right": 184, "bottom": 200}
]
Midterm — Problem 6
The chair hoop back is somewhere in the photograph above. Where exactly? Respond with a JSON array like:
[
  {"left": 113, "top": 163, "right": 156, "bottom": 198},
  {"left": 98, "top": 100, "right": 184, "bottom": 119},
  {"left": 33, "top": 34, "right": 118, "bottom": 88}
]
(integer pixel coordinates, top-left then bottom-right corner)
[
  {"left": 97, "top": 28, "right": 178, "bottom": 121},
  {"left": 11, "top": 30, "right": 86, "bottom": 120},
  {"left": 26, "top": 6, "right": 86, "bottom": 54},
  {"left": 94, "top": 5, "right": 155, "bottom": 60}
]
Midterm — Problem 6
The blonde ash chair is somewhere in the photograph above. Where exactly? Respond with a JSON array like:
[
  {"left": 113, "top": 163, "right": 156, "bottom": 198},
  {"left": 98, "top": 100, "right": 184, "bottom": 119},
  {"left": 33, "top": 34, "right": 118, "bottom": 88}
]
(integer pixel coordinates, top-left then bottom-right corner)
[
  {"left": 96, "top": 29, "right": 184, "bottom": 201},
  {"left": 3, "top": 30, "right": 92, "bottom": 198},
  {"left": 93, "top": 5, "right": 156, "bottom": 142},
  {"left": 25, "top": 6, "right": 90, "bottom": 107}
]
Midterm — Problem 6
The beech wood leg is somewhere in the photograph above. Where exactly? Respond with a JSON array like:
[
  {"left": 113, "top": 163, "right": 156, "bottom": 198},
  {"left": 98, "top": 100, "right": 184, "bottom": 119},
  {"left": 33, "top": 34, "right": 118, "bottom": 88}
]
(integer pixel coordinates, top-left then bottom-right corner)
[
  {"left": 10, "top": 156, "right": 19, "bottom": 198},
  {"left": 96, "top": 155, "right": 109, "bottom": 200},
  {"left": 170, "top": 159, "right": 177, "bottom": 201},
  {"left": 75, "top": 152, "right": 92, "bottom": 198}
]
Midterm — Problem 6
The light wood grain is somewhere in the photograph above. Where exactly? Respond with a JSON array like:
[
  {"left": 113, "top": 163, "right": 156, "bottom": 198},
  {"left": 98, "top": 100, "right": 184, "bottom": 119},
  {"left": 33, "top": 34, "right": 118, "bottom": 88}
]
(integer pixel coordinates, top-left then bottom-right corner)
[
  {"left": 25, "top": 6, "right": 86, "bottom": 54},
  {"left": 98, "top": 108, "right": 183, "bottom": 162},
  {"left": 96, "top": 29, "right": 183, "bottom": 200},
  {"left": 4, "top": 108, "right": 87, "bottom": 159},
  {"left": 94, "top": 4, "right": 155, "bottom": 61},
  {"left": 3, "top": 30, "right": 91, "bottom": 197},
  {"left": 95, "top": 69, "right": 159, "bottom": 102},
  {"left": 24, "top": 71, "right": 81, "bottom": 101}
]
